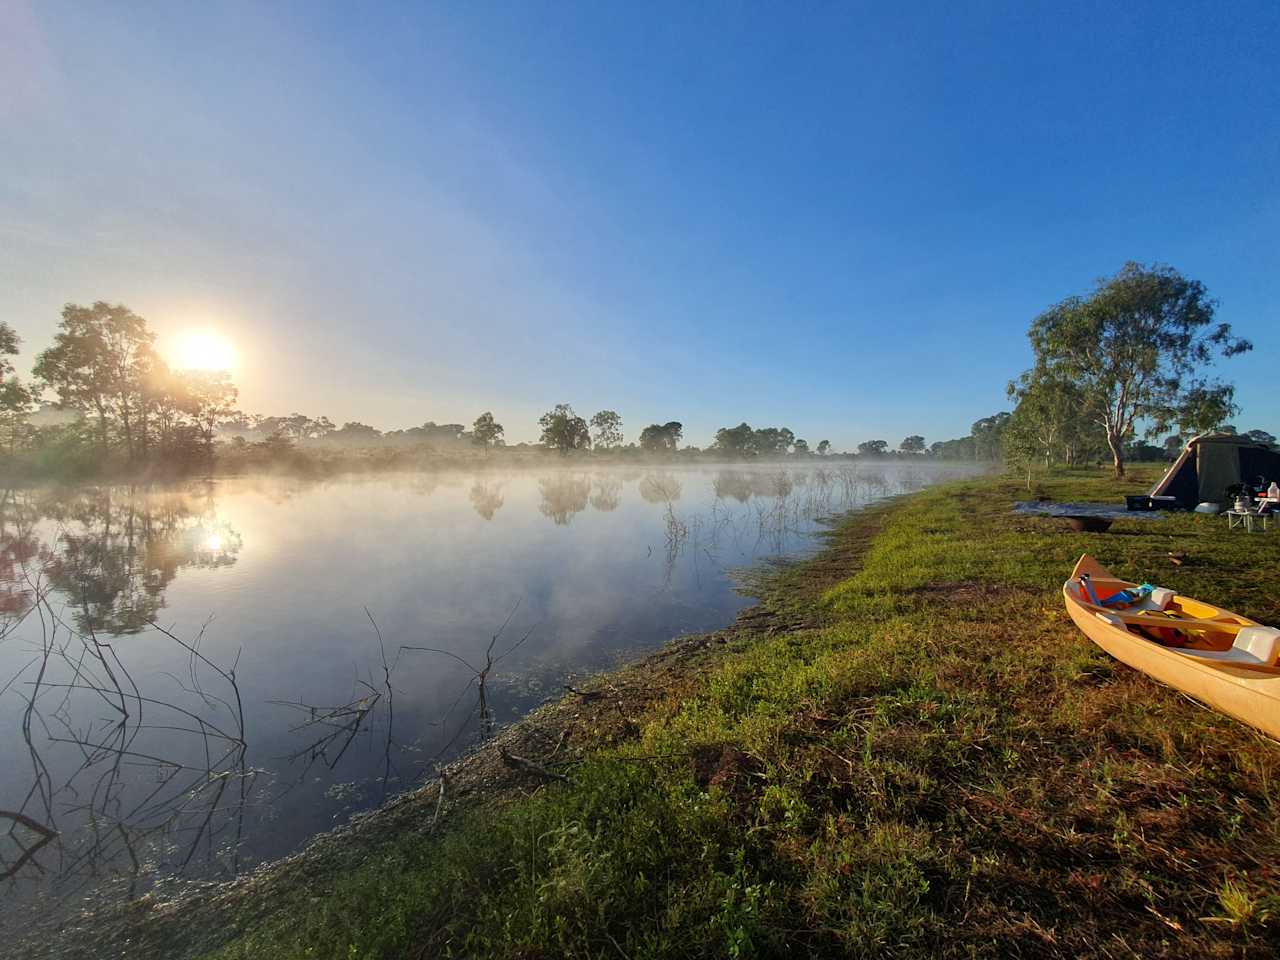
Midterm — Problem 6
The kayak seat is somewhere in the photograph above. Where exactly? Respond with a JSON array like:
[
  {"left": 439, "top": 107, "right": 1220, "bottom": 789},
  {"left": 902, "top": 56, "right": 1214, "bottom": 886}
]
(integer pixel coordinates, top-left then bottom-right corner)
[
  {"left": 1175, "top": 626, "right": 1280, "bottom": 667},
  {"left": 1130, "top": 587, "right": 1176, "bottom": 612}
]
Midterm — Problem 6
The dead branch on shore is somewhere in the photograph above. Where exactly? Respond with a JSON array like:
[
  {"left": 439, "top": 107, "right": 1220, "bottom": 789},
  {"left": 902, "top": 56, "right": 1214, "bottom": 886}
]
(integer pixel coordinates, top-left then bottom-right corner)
[
  {"left": 429, "top": 768, "right": 450, "bottom": 834},
  {"left": 564, "top": 683, "right": 604, "bottom": 702},
  {"left": 498, "top": 746, "right": 569, "bottom": 783}
]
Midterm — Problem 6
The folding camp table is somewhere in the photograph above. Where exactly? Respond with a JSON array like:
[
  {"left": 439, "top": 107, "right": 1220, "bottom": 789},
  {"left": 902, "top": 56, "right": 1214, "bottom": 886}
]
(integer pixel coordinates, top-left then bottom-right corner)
[{"left": 1227, "top": 509, "right": 1271, "bottom": 533}]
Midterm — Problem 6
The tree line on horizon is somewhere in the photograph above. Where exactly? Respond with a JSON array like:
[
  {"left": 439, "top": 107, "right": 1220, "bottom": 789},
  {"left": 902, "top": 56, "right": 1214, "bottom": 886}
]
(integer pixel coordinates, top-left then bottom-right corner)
[
  {"left": 0, "top": 302, "right": 987, "bottom": 474},
  {"left": 1, "top": 277, "right": 1272, "bottom": 479}
]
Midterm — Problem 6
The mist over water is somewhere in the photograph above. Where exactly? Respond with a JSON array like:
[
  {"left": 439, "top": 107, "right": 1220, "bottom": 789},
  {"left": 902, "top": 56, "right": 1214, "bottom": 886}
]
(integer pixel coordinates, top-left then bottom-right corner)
[{"left": 0, "top": 461, "right": 977, "bottom": 918}]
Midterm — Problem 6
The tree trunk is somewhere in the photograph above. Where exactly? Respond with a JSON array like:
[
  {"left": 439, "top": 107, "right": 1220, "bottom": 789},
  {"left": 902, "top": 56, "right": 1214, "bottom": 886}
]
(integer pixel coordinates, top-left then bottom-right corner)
[
  {"left": 1106, "top": 430, "right": 1126, "bottom": 478},
  {"left": 121, "top": 409, "right": 134, "bottom": 461},
  {"left": 94, "top": 400, "right": 110, "bottom": 458}
]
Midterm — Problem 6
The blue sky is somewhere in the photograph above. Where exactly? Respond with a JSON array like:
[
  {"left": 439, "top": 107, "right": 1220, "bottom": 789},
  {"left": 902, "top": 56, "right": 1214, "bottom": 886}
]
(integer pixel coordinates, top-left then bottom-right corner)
[{"left": 1, "top": 1, "right": 1276, "bottom": 448}]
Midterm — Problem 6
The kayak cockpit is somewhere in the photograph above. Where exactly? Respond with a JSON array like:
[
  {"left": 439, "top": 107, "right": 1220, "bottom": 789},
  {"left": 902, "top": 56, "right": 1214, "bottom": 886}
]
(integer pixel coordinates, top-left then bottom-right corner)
[
  {"left": 1091, "top": 610, "right": 1280, "bottom": 667},
  {"left": 1066, "top": 576, "right": 1280, "bottom": 667}
]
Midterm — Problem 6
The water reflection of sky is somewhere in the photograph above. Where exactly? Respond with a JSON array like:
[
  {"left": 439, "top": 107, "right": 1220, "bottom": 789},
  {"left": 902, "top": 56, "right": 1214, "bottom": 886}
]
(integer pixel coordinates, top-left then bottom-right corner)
[{"left": 0, "top": 462, "right": 976, "bottom": 916}]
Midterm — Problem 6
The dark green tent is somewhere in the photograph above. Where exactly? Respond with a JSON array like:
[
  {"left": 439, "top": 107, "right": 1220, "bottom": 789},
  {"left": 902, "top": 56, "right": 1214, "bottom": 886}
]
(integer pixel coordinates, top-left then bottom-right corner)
[{"left": 1150, "top": 433, "right": 1280, "bottom": 507}]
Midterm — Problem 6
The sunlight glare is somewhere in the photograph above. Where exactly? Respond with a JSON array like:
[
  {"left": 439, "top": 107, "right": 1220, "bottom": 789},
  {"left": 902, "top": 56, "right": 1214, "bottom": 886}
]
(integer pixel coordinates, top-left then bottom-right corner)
[{"left": 175, "top": 331, "right": 237, "bottom": 372}]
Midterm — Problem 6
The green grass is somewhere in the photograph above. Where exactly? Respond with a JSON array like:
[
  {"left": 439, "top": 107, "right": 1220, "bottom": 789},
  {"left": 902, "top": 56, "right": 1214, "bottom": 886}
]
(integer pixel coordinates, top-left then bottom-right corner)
[{"left": 74, "top": 468, "right": 1280, "bottom": 959}]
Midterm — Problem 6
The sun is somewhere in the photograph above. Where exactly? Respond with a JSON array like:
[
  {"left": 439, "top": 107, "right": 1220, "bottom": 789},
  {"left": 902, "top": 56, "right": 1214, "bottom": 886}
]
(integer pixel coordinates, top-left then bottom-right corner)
[{"left": 174, "top": 331, "right": 237, "bottom": 372}]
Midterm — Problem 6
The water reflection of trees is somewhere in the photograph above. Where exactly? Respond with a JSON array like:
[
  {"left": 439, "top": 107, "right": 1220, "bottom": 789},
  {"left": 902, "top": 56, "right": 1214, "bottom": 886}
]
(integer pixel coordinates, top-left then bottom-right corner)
[
  {"left": 589, "top": 476, "right": 622, "bottom": 513},
  {"left": 468, "top": 481, "right": 505, "bottom": 521},
  {"left": 538, "top": 474, "right": 591, "bottom": 526},
  {"left": 5, "top": 485, "right": 243, "bottom": 634},
  {"left": 711, "top": 469, "right": 792, "bottom": 502},
  {"left": 1, "top": 603, "right": 255, "bottom": 903},
  {"left": 638, "top": 472, "right": 682, "bottom": 504},
  {"left": 0, "top": 490, "right": 41, "bottom": 631}
]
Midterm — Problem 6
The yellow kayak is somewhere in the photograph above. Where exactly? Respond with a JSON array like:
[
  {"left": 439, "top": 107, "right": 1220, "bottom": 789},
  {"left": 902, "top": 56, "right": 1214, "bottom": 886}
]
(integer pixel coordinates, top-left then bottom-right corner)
[{"left": 1064, "top": 554, "right": 1280, "bottom": 739}]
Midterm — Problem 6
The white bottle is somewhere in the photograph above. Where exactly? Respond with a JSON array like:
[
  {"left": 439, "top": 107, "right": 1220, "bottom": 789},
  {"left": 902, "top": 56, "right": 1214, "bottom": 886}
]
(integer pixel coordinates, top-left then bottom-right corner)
[{"left": 1270, "top": 481, "right": 1280, "bottom": 501}]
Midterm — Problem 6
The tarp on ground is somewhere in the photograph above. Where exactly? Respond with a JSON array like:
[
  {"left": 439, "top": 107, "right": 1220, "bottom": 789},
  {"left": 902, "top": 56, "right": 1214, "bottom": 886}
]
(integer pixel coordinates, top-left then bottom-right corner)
[
  {"left": 1149, "top": 433, "right": 1280, "bottom": 507},
  {"left": 1013, "top": 501, "right": 1163, "bottom": 520}
]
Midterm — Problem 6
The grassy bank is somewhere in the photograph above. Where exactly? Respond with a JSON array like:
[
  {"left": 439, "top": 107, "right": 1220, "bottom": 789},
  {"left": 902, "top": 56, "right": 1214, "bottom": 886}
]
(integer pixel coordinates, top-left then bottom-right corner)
[{"left": 40, "top": 468, "right": 1280, "bottom": 959}]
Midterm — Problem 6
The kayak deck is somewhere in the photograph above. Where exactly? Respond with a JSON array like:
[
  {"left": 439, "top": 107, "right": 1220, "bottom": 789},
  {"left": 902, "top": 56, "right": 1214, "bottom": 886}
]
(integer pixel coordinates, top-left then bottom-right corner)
[{"left": 1064, "top": 555, "right": 1280, "bottom": 739}]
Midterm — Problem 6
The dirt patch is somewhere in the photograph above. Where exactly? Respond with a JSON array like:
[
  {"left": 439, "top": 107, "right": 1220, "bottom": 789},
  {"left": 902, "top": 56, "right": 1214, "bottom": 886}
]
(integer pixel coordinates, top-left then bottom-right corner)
[{"left": 689, "top": 744, "right": 763, "bottom": 806}]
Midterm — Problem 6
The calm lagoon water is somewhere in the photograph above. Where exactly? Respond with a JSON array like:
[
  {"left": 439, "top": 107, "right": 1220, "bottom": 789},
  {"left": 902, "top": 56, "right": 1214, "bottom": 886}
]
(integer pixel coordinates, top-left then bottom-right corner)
[{"left": 0, "top": 461, "right": 974, "bottom": 910}]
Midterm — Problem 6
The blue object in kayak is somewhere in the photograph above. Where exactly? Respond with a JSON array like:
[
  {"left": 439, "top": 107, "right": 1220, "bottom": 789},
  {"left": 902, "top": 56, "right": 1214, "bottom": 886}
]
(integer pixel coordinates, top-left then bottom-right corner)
[{"left": 1099, "top": 583, "right": 1155, "bottom": 608}]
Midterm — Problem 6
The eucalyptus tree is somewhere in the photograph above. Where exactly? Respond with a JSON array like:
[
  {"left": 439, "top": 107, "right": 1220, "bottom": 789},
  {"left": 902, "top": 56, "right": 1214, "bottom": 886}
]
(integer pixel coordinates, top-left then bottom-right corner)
[
  {"left": 0, "top": 322, "right": 19, "bottom": 377},
  {"left": 589, "top": 410, "right": 623, "bottom": 449},
  {"left": 1026, "top": 262, "right": 1250, "bottom": 477},
  {"left": 713, "top": 423, "right": 757, "bottom": 455},
  {"left": 34, "top": 302, "right": 158, "bottom": 460},
  {"left": 1173, "top": 382, "right": 1239, "bottom": 437},
  {"left": 757, "top": 427, "right": 794, "bottom": 456},
  {"left": 0, "top": 323, "right": 34, "bottom": 452},
  {"left": 184, "top": 370, "right": 239, "bottom": 452},
  {"left": 538, "top": 404, "right": 590, "bottom": 454},
  {"left": 332, "top": 422, "right": 383, "bottom": 443},
  {"left": 899, "top": 435, "right": 925, "bottom": 454},
  {"left": 816, "top": 440, "right": 831, "bottom": 456},
  {"left": 1006, "top": 368, "right": 1106, "bottom": 467},
  {"left": 638, "top": 421, "right": 682, "bottom": 453},
  {"left": 472, "top": 411, "right": 504, "bottom": 450},
  {"left": 857, "top": 440, "right": 888, "bottom": 458},
  {"left": 1002, "top": 407, "right": 1043, "bottom": 489},
  {"left": 143, "top": 359, "right": 196, "bottom": 452},
  {"left": 969, "top": 414, "right": 1010, "bottom": 461}
]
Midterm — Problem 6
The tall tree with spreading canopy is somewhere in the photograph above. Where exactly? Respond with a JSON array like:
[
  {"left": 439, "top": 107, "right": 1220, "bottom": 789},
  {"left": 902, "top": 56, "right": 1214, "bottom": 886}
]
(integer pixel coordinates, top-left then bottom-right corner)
[
  {"left": 816, "top": 440, "right": 831, "bottom": 456},
  {"left": 970, "top": 413, "right": 1011, "bottom": 461},
  {"left": 332, "top": 422, "right": 383, "bottom": 443},
  {"left": 33, "top": 302, "right": 158, "bottom": 459},
  {"left": 0, "top": 323, "right": 34, "bottom": 452},
  {"left": 143, "top": 358, "right": 197, "bottom": 451},
  {"left": 752, "top": 427, "right": 794, "bottom": 456},
  {"left": 589, "top": 410, "right": 623, "bottom": 449},
  {"left": 1173, "top": 382, "right": 1239, "bottom": 437},
  {"left": 712, "top": 423, "right": 757, "bottom": 455},
  {"left": 857, "top": 439, "right": 888, "bottom": 457},
  {"left": 472, "top": 411, "right": 504, "bottom": 450},
  {"left": 899, "top": 435, "right": 925, "bottom": 454},
  {"left": 638, "top": 421, "right": 682, "bottom": 453},
  {"left": 0, "top": 322, "right": 19, "bottom": 378},
  {"left": 538, "top": 404, "right": 590, "bottom": 454},
  {"left": 183, "top": 370, "right": 238, "bottom": 452},
  {"left": 1026, "top": 263, "right": 1250, "bottom": 477}
]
